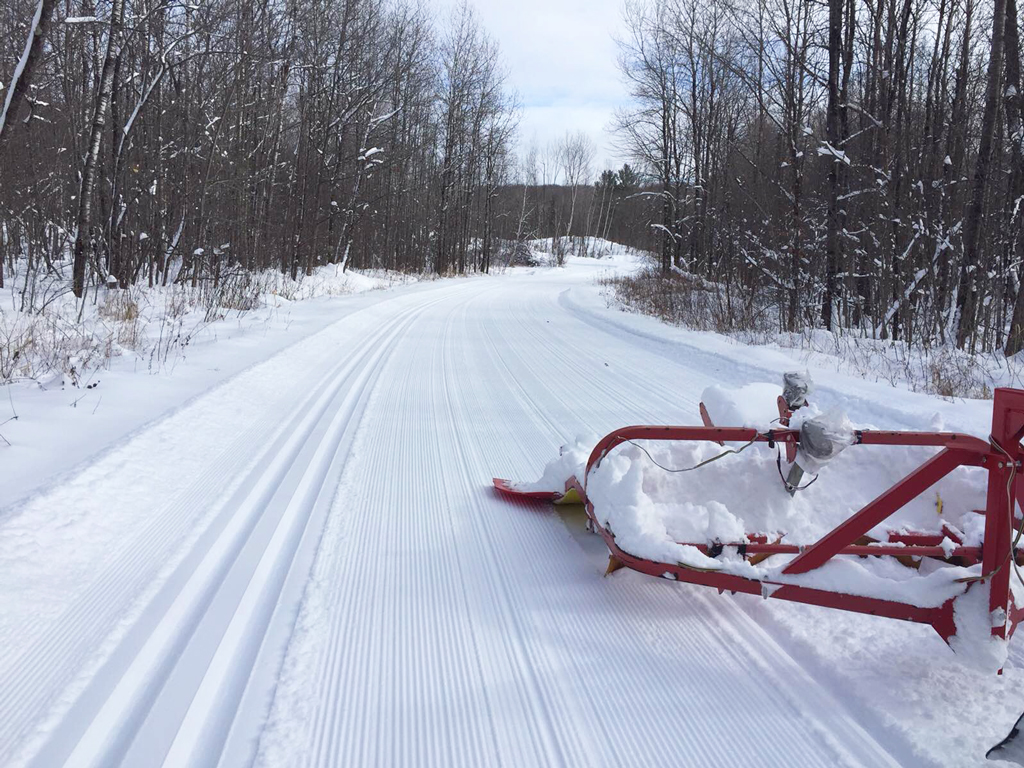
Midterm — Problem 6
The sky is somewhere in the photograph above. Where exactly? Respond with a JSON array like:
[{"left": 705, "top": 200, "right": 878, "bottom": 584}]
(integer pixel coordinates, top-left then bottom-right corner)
[{"left": 468, "top": 0, "right": 630, "bottom": 173}]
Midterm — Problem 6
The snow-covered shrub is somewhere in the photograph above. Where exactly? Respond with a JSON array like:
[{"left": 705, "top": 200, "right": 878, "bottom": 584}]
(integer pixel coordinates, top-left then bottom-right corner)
[
  {"left": 0, "top": 306, "right": 110, "bottom": 385},
  {"left": 1, "top": 259, "right": 415, "bottom": 384},
  {"left": 506, "top": 240, "right": 539, "bottom": 267},
  {"left": 98, "top": 290, "right": 145, "bottom": 349},
  {"left": 773, "top": 327, "right": 1011, "bottom": 399},
  {"left": 214, "top": 271, "right": 265, "bottom": 313}
]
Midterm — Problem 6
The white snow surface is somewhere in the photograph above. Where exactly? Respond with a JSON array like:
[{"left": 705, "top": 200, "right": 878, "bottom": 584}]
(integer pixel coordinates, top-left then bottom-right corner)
[{"left": 0, "top": 243, "right": 1022, "bottom": 766}]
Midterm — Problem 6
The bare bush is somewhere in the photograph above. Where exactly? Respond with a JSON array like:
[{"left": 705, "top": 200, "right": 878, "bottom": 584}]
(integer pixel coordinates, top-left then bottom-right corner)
[
  {"left": 0, "top": 308, "right": 109, "bottom": 384},
  {"left": 603, "top": 268, "right": 1012, "bottom": 399},
  {"left": 601, "top": 268, "right": 773, "bottom": 335}
]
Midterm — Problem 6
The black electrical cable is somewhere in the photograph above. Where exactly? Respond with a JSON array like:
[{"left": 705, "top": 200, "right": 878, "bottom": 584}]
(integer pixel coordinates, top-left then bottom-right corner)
[
  {"left": 623, "top": 436, "right": 758, "bottom": 473},
  {"left": 775, "top": 449, "right": 819, "bottom": 492}
]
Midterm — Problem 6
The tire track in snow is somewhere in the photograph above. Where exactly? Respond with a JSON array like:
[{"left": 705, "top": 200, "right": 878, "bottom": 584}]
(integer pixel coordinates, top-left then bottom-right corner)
[
  {"left": 11, "top": 284, "right": 473, "bottom": 768},
  {"left": 253, "top": 277, "right": 904, "bottom": 767},
  {"left": 450, "top": 294, "right": 900, "bottom": 767}
]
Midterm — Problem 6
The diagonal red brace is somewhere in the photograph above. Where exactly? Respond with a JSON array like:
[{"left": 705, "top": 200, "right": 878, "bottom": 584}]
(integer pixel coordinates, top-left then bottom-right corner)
[{"left": 783, "top": 447, "right": 970, "bottom": 575}]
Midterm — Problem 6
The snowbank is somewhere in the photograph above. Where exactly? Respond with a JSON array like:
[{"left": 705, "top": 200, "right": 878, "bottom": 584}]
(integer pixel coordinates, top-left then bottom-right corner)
[
  {"left": 1, "top": 264, "right": 416, "bottom": 385},
  {"left": 527, "top": 237, "right": 646, "bottom": 267}
]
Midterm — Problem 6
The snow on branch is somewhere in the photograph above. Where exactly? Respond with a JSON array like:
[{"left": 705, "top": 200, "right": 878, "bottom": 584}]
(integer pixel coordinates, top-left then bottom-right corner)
[
  {"left": 816, "top": 141, "right": 851, "bottom": 165},
  {"left": 0, "top": 0, "right": 46, "bottom": 138}
]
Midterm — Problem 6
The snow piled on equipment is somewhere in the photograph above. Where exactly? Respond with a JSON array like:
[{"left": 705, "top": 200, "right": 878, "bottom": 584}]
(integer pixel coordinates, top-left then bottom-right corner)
[
  {"left": 950, "top": 585, "right": 1012, "bottom": 672},
  {"left": 509, "top": 433, "right": 596, "bottom": 495},
  {"left": 583, "top": 432, "right": 984, "bottom": 607},
  {"left": 521, "top": 380, "right": 1007, "bottom": 663},
  {"left": 530, "top": 382, "right": 987, "bottom": 548},
  {"left": 699, "top": 382, "right": 787, "bottom": 429}
]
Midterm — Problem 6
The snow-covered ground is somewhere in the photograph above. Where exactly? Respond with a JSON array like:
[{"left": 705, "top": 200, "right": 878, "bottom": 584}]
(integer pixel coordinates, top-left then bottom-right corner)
[
  {"left": 0, "top": 245, "right": 1020, "bottom": 767},
  {"left": 0, "top": 265, "right": 420, "bottom": 506}
]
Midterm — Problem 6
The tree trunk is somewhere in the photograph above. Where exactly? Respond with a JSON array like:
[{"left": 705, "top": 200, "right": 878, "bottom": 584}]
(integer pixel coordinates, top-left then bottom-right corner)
[
  {"left": 822, "top": 0, "right": 843, "bottom": 330},
  {"left": 1003, "top": 0, "right": 1024, "bottom": 355},
  {"left": 0, "top": 0, "right": 57, "bottom": 150},
  {"left": 72, "top": 0, "right": 125, "bottom": 298},
  {"left": 955, "top": 0, "right": 1006, "bottom": 346}
]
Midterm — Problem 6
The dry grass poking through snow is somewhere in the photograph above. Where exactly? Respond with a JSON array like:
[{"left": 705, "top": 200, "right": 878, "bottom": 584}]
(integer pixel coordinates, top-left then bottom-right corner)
[
  {"left": 1, "top": 264, "right": 417, "bottom": 387},
  {"left": 602, "top": 268, "right": 770, "bottom": 335},
  {"left": 602, "top": 268, "right": 1021, "bottom": 399}
]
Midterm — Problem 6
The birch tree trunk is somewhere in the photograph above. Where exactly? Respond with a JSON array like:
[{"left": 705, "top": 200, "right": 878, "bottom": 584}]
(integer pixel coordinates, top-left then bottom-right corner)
[
  {"left": 0, "top": 0, "right": 57, "bottom": 150},
  {"left": 72, "top": 0, "right": 125, "bottom": 298}
]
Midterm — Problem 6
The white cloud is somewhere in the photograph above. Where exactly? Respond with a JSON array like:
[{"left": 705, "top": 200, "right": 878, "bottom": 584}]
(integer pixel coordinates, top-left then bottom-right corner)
[
  {"left": 519, "top": 103, "right": 622, "bottom": 172},
  {"left": 434, "top": 0, "right": 630, "bottom": 170}
]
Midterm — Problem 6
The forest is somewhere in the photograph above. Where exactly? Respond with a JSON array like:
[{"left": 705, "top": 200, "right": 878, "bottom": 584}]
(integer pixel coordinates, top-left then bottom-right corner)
[
  {"left": 612, "top": 0, "right": 1024, "bottom": 356},
  {"left": 1, "top": 0, "right": 1023, "bottom": 357},
  {"left": 0, "top": 0, "right": 526, "bottom": 293}
]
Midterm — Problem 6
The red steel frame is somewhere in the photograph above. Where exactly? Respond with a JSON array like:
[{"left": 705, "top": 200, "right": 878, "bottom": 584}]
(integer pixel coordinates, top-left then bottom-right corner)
[{"left": 494, "top": 387, "right": 1024, "bottom": 648}]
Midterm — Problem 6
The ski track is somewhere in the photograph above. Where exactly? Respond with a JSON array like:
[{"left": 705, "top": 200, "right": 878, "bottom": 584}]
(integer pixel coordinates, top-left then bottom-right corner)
[{"left": 0, "top": 267, "right": 943, "bottom": 767}]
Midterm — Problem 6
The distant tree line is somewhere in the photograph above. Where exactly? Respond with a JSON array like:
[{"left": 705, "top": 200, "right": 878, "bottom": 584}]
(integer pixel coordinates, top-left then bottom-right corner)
[
  {"left": 509, "top": 134, "right": 657, "bottom": 264},
  {"left": 613, "top": 0, "right": 1024, "bottom": 355},
  {"left": 0, "top": 0, "right": 520, "bottom": 303}
]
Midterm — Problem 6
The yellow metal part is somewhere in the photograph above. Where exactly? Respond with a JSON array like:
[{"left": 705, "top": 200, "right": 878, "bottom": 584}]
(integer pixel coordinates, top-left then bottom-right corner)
[{"left": 554, "top": 487, "right": 582, "bottom": 505}]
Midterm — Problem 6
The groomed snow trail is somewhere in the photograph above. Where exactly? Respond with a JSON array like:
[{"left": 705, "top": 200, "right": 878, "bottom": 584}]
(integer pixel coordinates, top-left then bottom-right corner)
[{"left": 0, "top": 263, "right": 940, "bottom": 767}]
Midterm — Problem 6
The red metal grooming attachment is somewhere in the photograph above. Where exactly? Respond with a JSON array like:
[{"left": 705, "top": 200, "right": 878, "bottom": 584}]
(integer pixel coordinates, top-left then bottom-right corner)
[
  {"left": 698, "top": 402, "right": 724, "bottom": 446},
  {"left": 777, "top": 395, "right": 799, "bottom": 463},
  {"left": 491, "top": 478, "right": 564, "bottom": 502},
  {"left": 494, "top": 388, "right": 1024, "bottom": 653},
  {"left": 697, "top": 394, "right": 802, "bottom": 458}
]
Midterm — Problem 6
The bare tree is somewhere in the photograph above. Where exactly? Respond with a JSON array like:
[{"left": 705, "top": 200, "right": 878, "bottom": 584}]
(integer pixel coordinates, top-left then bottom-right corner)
[
  {"left": 556, "top": 130, "right": 595, "bottom": 261},
  {"left": 605, "top": 0, "right": 1023, "bottom": 351}
]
